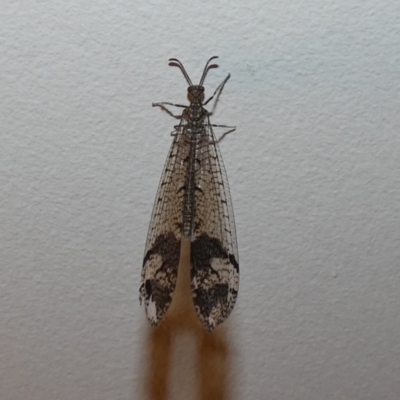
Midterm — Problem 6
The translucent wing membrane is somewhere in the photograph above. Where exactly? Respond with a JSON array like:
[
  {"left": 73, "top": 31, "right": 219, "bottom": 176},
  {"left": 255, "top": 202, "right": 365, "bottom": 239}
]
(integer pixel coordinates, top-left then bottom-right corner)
[
  {"left": 190, "top": 119, "right": 239, "bottom": 330},
  {"left": 139, "top": 125, "right": 188, "bottom": 327}
]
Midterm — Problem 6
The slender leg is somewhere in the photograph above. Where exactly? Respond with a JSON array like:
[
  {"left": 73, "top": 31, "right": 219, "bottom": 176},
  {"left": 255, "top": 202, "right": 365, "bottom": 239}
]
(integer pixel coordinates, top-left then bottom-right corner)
[
  {"left": 152, "top": 102, "right": 186, "bottom": 108},
  {"left": 207, "top": 116, "right": 237, "bottom": 143},
  {"left": 152, "top": 102, "right": 186, "bottom": 119},
  {"left": 210, "top": 124, "right": 236, "bottom": 129},
  {"left": 215, "top": 127, "right": 236, "bottom": 143},
  {"left": 203, "top": 74, "right": 231, "bottom": 106}
]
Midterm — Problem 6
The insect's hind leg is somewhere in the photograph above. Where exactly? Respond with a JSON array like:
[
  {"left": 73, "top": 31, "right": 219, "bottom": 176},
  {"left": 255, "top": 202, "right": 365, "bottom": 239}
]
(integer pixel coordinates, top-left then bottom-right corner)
[{"left": 208, "top": 124, "right": 236, "bottom": 143}]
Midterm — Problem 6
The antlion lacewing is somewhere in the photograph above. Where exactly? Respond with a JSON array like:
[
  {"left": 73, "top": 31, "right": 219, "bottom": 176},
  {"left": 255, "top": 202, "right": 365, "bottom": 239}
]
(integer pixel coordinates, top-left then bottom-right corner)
[{"left": 139, "top": 56, "right": 239, "bottom": 331}]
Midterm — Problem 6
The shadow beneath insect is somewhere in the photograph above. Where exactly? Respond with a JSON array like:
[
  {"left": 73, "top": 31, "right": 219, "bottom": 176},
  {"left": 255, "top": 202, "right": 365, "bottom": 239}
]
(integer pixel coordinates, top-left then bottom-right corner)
[{"left": 144, "top": 238, "right": 233, "bottom": 400}]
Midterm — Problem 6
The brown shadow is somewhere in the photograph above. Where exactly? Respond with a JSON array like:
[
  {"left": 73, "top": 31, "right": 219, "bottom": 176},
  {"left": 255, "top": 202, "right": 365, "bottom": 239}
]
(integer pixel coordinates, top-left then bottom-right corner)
[{"left": 146, "top": 238, "right": 231, "bottom": 400}]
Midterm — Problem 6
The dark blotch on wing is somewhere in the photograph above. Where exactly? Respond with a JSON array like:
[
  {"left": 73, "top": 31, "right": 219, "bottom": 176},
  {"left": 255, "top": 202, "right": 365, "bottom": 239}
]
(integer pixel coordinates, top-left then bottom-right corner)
[
  {"left": 143, "top": 232, "right": 180, "bottom": 270},
  {"left": 191, "top": 234, "right": 229, "bottom": 269},
  {"left": 142, "top": 232, "right": 180, "bottom": 322},
  {"left": 191, "top": 234, "right": 238, "bottom": 329}
]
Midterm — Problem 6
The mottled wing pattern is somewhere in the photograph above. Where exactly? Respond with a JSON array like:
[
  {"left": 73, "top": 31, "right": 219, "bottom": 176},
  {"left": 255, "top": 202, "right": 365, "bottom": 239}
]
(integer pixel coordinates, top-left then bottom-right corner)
[
  {"left": 191, "top": 118, "right": 239, "bottom": 331},
  {"left": 139, "top": 123, "right": 189, "bottom": 327}
]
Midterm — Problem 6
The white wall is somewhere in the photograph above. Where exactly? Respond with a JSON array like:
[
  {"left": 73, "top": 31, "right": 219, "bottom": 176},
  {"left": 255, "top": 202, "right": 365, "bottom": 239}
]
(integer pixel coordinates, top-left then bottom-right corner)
[{"left": 1, "top": 1, "right": 400, "bottom": 399}]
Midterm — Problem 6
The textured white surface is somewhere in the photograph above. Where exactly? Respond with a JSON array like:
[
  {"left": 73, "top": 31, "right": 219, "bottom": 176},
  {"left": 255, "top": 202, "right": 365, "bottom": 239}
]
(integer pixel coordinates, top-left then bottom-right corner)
[{"left": 1, "top": 1, "right": 400, "bottom": 399}]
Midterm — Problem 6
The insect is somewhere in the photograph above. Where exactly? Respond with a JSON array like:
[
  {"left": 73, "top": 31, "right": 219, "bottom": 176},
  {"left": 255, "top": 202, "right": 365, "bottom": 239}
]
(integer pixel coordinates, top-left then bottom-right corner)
[{"left": 139, "top": 56, "right": 239, "bottom": 332}]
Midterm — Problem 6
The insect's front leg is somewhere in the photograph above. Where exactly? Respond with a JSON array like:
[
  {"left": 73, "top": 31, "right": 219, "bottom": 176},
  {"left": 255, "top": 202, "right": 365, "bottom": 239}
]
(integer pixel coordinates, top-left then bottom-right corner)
[
  {"left": 152, "top": 102, "right": 187, "bottom": 119},
  {"left": 203, "top": 73, "right": 231, "bottom": 107}
]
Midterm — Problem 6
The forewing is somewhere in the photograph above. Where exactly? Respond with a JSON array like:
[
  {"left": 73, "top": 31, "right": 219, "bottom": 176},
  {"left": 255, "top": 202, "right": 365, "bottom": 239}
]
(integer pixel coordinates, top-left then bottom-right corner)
[
  {"left": 191, "top": 121, "right": 239, "bottom": 331},
  {"left": 139, "top": 126, "right": 188, "bottom": 327}
]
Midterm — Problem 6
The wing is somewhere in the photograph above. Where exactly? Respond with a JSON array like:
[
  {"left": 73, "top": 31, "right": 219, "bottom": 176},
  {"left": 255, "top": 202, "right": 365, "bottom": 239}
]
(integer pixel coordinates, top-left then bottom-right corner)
[
  {"left": 139, "top": 123, "right": 189, "bottom": 327},
  {"left": 190, "top": 119, "right": 239, "bottom": 331}
]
